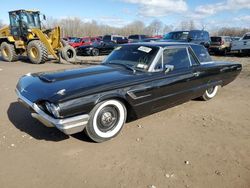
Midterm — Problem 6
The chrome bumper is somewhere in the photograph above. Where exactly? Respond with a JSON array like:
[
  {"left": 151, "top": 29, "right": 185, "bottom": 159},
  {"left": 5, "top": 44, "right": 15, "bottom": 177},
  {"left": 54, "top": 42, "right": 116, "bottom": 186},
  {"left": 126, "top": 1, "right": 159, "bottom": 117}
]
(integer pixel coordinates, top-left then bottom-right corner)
[{"left": 16, "top": 90, "right": 89, "bottom": 135}]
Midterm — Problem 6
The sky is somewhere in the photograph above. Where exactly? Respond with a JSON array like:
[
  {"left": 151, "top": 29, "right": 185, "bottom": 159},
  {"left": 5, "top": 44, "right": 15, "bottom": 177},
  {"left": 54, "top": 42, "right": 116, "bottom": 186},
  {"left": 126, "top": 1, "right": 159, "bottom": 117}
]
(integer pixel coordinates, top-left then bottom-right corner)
[{"left": 0, "top": 0, "right": 250, "bottom": 31}]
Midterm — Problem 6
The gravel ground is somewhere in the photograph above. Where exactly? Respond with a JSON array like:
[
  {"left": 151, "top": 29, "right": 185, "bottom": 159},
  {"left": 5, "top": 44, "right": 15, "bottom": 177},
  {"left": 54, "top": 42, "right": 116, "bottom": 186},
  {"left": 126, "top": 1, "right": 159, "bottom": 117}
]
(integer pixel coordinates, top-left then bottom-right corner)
[{"left": 0, "top": 54, "right": 249, "bottom": 188}]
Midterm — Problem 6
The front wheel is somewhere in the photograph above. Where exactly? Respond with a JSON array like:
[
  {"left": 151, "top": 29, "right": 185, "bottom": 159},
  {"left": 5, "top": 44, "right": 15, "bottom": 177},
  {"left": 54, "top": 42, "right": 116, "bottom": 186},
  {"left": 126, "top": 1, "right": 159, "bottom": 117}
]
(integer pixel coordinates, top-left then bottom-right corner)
[
  {"left": 201, "top": 85, "right": 219, "bottom": 101},
  {"left": 85, "top": 100, "right": 127, "bottom": 143},
  {"left": 27, "top": 40, "right": 48, "bottom": 64}
]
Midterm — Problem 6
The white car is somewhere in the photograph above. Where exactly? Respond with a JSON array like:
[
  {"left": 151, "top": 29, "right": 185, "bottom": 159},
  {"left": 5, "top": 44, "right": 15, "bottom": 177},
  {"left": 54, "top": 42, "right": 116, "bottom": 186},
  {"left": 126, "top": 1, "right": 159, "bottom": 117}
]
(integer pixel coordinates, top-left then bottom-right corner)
[{"left": 231, "top": 32, "right": 250, "bottom": 54}]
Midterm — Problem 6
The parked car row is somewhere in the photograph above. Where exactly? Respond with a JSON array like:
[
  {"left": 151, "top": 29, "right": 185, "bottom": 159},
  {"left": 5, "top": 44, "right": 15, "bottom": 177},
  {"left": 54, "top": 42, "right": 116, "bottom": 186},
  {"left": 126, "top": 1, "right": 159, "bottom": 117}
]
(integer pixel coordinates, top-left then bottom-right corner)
[{"left": 66, "top": 30, "right": 250, "bottom": 57}]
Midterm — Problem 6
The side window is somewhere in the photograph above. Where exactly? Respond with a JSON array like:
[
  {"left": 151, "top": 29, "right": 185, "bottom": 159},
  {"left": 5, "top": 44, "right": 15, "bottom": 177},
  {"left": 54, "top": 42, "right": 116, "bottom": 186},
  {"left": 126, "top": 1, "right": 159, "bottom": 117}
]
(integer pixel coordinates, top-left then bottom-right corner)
[
  {"left": 243, "top": 34, "right": 250, "bottom": 40},
  {"left": 154, "top": 55, "right": 163, "bottom": 71},
  {"left": 163, "top": 48, "right": 190, "bottom": 70},
  {"left": 204, "top": 32, "right": 209, "bottom": 40},
  {"left": 188, "top": 48, "right": 200, "bottom": 66},
  {"left": 191, "top": 45, "right": 212, "bottom": 62}
]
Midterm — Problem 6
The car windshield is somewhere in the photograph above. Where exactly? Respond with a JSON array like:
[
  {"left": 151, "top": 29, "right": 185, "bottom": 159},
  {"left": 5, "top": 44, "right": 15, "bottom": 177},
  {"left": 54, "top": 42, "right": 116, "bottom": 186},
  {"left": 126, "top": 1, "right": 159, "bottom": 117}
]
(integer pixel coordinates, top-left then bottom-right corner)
[
  {"left": 103, "top": 45, "right": 159, "bottom": 71},
  {"left": 164, "top": 31, "right": 189, "bottom": 40}
]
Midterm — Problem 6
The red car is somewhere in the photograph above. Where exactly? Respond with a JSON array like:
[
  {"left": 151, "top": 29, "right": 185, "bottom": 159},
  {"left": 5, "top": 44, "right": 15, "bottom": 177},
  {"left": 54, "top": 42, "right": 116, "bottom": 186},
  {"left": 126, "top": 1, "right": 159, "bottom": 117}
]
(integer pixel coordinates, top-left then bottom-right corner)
[{"left": 69, "top": 37, "right": 101, "bottom": 48}]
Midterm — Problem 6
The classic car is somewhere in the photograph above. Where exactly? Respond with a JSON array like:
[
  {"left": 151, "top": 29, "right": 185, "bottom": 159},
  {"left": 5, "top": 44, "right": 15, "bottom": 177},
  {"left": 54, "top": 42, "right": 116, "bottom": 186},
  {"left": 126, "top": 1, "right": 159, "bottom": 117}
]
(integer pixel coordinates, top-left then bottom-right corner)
[{"left": 16, "top": 42, "right": 242, "bottom": 142}]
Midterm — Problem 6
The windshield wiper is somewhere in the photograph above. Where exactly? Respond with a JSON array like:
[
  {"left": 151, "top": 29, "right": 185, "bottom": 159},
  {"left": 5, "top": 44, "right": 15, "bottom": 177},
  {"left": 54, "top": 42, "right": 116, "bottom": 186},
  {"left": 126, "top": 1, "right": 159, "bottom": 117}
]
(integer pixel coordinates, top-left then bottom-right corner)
[{"left": 107, "top": 62, "right": 136, "bottom": 73}]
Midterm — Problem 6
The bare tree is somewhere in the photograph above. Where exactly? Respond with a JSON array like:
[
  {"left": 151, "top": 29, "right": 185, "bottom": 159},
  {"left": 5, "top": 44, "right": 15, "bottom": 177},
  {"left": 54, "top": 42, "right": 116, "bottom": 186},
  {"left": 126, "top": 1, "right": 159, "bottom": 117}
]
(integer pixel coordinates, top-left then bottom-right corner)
[
  {"left": 189, "top": 20, "right": 196, "bottom": 30},
  {"left": 217, "top": 27, "right": 249, "bottom": 37},
  {"left": 163, "top": 24, "right": 173, "bottom": 34},
  {"left": 44, "top": 16, "right": 249, "bottom": 38},
  {"left": 147, "top": 19, "right": 163, "bottom": 35},
  {"left": 179, "top": 20, "right": 196, "bottom": 30}
]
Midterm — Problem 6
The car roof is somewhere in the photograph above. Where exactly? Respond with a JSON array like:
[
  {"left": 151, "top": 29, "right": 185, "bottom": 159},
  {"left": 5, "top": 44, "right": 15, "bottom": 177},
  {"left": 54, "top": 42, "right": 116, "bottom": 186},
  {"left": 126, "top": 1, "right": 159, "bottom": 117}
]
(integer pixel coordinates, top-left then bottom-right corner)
[{"left": 122, "top": 42, "right": 200, "bottom": 48}]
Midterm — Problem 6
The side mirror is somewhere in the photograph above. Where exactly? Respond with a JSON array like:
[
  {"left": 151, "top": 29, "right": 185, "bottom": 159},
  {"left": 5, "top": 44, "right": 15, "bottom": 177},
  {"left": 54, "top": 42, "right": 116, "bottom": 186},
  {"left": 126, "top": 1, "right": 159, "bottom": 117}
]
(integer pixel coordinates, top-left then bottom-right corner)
[{"left": 164, "top": 64, "right": 174, "bottom": 74}]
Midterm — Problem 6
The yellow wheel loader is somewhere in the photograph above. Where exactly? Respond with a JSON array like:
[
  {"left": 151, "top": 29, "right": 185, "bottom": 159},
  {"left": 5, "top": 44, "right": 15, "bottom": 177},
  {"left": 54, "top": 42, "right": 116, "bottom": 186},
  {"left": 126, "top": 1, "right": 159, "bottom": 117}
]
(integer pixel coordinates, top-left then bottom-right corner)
[{"left": 0, "top": 10, "right": 76, "bottom": 64}]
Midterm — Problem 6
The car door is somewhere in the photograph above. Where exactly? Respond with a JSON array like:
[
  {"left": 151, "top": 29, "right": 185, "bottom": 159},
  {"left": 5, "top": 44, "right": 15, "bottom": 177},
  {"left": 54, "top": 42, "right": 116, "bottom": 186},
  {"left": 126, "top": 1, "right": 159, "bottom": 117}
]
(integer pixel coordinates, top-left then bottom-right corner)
[{"left": 151, "top": 46, "right": 199, "bottom": 112}]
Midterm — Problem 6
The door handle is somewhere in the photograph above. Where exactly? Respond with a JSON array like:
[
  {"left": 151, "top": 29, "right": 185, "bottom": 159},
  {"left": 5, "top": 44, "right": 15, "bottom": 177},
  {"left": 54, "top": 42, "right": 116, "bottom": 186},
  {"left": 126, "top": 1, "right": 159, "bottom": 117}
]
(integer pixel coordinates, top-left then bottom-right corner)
[{"left": 193, "top": 72, "right": 200, "bottom": 77}]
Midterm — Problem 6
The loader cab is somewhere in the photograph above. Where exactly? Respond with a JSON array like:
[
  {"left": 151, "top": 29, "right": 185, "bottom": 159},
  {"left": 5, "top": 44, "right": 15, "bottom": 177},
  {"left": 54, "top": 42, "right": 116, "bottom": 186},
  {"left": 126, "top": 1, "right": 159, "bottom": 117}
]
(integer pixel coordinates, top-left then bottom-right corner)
[{"left": 9, "top": 10, "right": 41, "bottom": 38}]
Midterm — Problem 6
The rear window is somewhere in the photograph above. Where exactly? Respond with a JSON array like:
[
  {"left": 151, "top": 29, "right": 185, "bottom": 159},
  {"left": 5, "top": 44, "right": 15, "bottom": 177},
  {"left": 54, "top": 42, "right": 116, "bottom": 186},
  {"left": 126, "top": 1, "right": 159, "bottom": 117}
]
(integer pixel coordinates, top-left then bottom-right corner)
[
  {"left": 191, "top": 45, "right": 212, "bottom": 62},
  {"left": 189, "top": 31, "right": 208, "bottom": 40},
  {"left": 128, "top": 35, "right": 139, "bottom": 39},
  {"left": 211, "top": 37, "right": 222, "bottom": 42}
]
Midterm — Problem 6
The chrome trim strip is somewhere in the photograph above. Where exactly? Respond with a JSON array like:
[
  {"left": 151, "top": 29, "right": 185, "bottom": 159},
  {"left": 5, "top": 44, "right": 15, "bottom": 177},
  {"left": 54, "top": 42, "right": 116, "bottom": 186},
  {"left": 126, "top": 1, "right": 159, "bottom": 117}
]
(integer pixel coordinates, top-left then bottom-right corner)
[
  {"left": 16, "top": 89, "right": 89, "bottom": 135},
  {"left": 127, "top": 86, "right": 152, "bottom": 100}
]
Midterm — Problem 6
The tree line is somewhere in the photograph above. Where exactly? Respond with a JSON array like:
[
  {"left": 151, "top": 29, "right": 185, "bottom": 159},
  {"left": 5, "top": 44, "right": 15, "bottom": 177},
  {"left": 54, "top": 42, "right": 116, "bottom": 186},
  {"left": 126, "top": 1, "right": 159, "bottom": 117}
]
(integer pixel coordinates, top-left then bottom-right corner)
[
  {"left": 0, "top": 17, "right": 249, "bottom": 38},
  {"left": 45, "top": 17, "right": 249, "bottom": 38}
]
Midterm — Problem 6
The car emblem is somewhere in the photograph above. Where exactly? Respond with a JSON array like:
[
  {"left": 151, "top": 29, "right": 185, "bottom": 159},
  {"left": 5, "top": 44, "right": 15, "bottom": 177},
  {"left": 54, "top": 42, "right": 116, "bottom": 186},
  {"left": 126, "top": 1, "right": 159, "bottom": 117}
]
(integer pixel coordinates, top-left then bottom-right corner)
[{"left": 20, "top": 87, "right": 27, "bottom": 93}]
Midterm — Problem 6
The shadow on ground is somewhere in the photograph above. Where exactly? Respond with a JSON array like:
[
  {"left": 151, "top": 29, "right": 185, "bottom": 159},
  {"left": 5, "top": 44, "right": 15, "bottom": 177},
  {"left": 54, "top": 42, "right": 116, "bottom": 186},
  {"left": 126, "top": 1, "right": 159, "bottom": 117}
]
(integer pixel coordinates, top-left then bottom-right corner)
[
  {"left": 8, "top": 102, "right": 69, "bottom": 141},
  {"left": 8, "top": 102, "right": 94, "bottom": 142}
]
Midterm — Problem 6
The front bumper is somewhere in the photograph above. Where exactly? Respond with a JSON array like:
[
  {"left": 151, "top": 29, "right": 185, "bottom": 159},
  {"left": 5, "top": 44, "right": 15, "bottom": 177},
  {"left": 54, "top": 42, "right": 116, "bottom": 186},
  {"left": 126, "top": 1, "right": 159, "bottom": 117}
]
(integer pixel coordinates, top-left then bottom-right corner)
[{"left": 16, "top": 90, "right": 89, "bottom": 135}]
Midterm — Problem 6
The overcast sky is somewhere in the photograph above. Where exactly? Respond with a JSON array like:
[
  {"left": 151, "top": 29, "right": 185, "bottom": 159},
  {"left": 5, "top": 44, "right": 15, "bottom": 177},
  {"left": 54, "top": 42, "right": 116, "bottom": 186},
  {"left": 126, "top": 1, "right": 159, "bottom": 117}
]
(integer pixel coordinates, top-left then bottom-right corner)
[{"left": 0, "top": 0, "right": 250, "bottom": 30}]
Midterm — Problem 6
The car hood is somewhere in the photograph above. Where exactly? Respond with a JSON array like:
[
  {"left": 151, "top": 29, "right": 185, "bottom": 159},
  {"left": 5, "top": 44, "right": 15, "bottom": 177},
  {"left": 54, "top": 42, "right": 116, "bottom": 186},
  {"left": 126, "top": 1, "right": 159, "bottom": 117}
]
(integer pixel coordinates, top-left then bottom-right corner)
[{"left": 16, "top": 65, "right": 145, "bottom": 103}]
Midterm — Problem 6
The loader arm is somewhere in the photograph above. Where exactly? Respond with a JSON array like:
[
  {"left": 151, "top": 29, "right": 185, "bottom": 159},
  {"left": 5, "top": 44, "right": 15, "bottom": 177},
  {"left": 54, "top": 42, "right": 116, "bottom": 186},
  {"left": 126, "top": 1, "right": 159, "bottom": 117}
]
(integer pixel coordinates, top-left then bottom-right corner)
[{"left": 30, "top": 28, "right": 60, "bottom": 60}]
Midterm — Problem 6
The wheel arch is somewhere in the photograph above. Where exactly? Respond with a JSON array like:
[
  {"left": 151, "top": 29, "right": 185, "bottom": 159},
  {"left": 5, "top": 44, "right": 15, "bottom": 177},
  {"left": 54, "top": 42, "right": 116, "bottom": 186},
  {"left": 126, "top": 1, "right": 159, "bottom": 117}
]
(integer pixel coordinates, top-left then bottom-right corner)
[
  {"left": 95, "top": 94, "right": 137, "bottom": 121},
  {"left": 0, "top": 37, "right": 15, "bottom": 45}
]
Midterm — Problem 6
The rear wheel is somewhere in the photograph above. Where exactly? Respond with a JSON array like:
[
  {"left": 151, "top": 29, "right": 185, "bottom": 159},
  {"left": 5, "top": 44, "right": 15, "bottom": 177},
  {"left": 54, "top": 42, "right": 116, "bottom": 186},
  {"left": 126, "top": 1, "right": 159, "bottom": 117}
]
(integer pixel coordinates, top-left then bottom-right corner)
[
  {"left": 0, "top": 42, "right": 18, "bottom": 62},
  {"left": 27, "top": 40, "right": 48, "bottom": 64},
  {"left": 91, "top": 48, "right": 99, "bottom": 56},
  {"left": 85, "top": 100, "right": 127, "bottom": 143},
  {"left": 201, "top": 85, "right": 219, "bottom": 101}
]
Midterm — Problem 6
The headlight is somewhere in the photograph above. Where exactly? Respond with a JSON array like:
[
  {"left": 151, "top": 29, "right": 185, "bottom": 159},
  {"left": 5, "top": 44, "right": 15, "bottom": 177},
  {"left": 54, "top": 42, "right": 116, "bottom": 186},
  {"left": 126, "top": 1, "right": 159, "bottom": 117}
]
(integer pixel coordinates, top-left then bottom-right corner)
[{"left": 45, "top": 102, "right": 61, "bottom": 118}]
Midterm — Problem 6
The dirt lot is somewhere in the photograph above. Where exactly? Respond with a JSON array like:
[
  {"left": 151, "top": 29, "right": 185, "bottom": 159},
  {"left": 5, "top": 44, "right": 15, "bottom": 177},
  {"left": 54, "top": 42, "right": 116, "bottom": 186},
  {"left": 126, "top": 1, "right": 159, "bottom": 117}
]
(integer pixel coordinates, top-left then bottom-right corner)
[{"left": 0, "top": 55, "right": 249, "bottom": 188}]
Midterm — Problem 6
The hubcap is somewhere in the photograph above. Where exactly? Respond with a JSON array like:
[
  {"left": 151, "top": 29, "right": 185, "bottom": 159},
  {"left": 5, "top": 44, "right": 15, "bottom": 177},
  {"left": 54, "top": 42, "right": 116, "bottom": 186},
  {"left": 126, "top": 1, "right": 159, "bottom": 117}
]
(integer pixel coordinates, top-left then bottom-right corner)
[
  {"left": 67, "top": 49, "right": 74, "bottom": 58},
  {"left": 30, "top": 47, "right": 39, "bottom": 59},
  {"left": 97, "top": 106, "right": 118, "bottom": 132},
  {"left": 207, "top": 86, "right": 215, "bottom": 94}
]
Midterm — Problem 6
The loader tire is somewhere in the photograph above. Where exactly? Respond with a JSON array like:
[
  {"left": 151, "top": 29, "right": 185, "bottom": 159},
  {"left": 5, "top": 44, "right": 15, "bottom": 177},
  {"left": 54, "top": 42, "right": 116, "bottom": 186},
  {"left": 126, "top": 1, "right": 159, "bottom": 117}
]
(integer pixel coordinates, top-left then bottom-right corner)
[
  {"left": 27, "top": 40, "right": 48, "bottom": 64},
  {"left": 61, "top": 45, "right": 76, "bottom": 62},
  {"left": 0, "top": 42, "right": 18, "bottom": 62}
]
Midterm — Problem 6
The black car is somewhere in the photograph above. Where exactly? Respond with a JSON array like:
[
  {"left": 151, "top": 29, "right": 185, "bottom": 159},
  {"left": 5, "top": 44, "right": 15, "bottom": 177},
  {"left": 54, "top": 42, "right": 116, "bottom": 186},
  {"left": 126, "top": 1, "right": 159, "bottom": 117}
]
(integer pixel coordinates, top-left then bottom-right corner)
[
  {"left": 16, "top": 42, "right": 241, "bottom": 142},
  {"left": 163, "top": 30, "right": 210, "bottom": 48},
  {"left": 76, "top": 41, "right": 118, "bottom": 56},
  {"left": 102, "top": 35, "right": 128, "bottom": 44},
  {"left": 128, "top": 34, "right": 147, "bottom": 43}
]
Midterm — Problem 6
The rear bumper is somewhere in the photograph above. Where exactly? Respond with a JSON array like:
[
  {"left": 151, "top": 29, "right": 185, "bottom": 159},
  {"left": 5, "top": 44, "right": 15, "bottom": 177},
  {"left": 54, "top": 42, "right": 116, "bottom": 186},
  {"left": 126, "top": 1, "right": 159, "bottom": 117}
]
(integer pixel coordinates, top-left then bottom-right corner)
[
  {"left": 16, "top": 90, "right": 89, "bottom": 135},
  {"left": 209, "top": 47, "right": 226, "bottom": 52}
]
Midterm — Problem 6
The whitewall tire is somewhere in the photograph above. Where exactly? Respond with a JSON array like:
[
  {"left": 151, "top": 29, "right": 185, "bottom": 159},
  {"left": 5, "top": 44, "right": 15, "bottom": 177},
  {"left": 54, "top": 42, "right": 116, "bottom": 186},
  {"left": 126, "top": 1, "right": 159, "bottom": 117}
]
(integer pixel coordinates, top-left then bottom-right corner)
[
  {"left": 201, "top": 85, "right": 219, "bottom": 101},
  {"left": 85, "top": 100, "right": 127, "bottom": 142}
]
